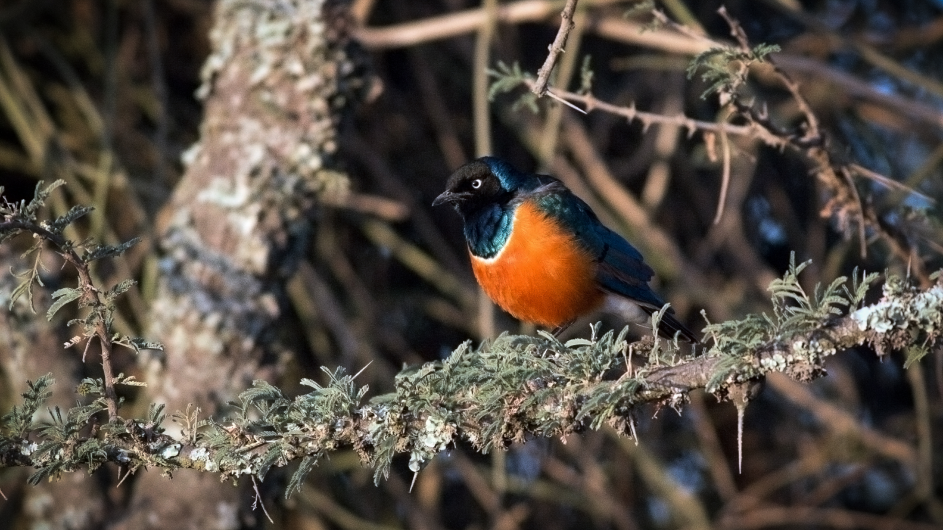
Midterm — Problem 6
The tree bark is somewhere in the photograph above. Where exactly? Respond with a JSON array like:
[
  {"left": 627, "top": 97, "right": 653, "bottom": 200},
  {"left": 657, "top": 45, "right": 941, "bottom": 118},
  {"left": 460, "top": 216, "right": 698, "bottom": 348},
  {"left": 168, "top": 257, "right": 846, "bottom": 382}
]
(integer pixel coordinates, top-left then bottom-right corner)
[{"left": 113, "top": 1, "right": 369, "bottom": 527}]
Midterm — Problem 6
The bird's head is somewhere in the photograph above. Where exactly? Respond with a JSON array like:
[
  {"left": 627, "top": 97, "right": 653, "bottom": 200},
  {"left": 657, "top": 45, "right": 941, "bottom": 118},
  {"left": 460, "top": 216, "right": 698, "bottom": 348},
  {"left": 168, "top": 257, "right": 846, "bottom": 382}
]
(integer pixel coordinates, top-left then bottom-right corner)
[{"left": 432, "top": 157, "right": 525, "bottom": 218}]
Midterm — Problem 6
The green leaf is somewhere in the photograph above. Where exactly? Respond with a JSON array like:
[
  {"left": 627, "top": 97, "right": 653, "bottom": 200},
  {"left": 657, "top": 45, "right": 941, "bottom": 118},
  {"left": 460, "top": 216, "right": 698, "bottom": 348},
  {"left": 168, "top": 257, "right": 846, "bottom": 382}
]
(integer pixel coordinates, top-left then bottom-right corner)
[
  {"left": 46, "top": 205, "right": 94, "bottom": 233},
  {"left": 115, "top": 336, "right": 164, "bottom": 354},
  {"left": 23, "top": 180, "right": 66, "bottom": 219},
  {"left": 686, "top": 43, "right": 781, "bottom": 99},
  {"left": 105, "top": 279, "right": 137, "bottom": 302},
  {"left": 9, "top": 276, "right": 36, "bottom": 311},
  {"left": 115, "top": 374, "right": 148, "bottom": 387},
  {"left": 257, "top": 444, "right": 283, "bottom": 482},
  {"left": 47, "top": 287, "right": 83, "bottom": 320},
  {"left": 904, "top": 345, "right": 929, "bottom": 368},
  {"left": 286, "top": 454, "right": 320, "bottom": 499},
  {"left": 1, "top": 374, "right": 54, "bottom": 436},
  {"left": 83, "top": 237, "right": 141, "bottom": 262}
]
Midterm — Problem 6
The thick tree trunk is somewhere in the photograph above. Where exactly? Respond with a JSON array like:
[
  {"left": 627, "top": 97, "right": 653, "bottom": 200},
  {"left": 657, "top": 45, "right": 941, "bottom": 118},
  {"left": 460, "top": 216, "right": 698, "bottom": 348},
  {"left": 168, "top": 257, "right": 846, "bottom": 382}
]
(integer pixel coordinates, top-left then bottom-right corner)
[{"left": 113, "top": 1, "right": 368, "bottom": 527}]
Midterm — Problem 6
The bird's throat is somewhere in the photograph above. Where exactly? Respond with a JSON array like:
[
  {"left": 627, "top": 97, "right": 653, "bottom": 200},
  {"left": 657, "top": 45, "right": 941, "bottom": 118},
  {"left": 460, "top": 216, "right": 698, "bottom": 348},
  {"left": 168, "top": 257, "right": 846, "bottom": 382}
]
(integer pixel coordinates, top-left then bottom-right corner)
[{"left": 464, "top": 205, "right": 514, "bottom": 260}]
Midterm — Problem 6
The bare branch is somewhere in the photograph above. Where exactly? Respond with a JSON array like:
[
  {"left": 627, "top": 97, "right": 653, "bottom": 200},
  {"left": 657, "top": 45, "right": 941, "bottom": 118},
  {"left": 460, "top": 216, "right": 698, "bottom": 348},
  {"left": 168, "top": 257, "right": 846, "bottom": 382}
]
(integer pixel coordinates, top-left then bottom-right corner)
[{"left": 532, "top": 0, "right": 579, "bottom": 97}]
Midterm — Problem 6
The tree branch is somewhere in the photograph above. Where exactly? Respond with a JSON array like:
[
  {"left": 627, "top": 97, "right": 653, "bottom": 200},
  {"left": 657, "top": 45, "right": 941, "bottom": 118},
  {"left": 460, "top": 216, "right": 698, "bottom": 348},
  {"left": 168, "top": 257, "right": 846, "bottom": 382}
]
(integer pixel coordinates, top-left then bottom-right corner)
[
  {"left": 0, "top": 256, "right": 939, "bottom": 491},
  {"left": 532, "top": 0, "right": 579, "bottom": 97}
]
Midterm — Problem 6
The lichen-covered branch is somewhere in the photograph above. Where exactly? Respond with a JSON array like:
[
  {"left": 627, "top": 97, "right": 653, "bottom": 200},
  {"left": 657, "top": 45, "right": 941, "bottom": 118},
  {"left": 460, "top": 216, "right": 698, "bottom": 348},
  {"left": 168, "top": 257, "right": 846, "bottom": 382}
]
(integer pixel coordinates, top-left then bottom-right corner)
[{"left": 1, "top": 243, "right": 939, "bottom": 494}]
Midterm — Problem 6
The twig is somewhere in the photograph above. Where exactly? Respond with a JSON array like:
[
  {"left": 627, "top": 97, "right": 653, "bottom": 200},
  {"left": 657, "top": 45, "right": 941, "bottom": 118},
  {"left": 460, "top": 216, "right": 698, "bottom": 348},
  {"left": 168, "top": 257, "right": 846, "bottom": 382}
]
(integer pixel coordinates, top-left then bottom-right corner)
[
  {"left": 532, "top": 0, "right": 579, "bottom": 97},
  {"left": 525, "top": 80, "right": 788, "bottom": 148},
  {"left": 849, "top": 163, "right": 936, "bottom": 204},
  {"left": 537, "top": 11, "right": 587, "bottom": 164},
  {"left": 357, "top": 2, "right": 943, "bottom": 133},
  {"left": 0, "top": 219, "right": 121, "bottom": 421},
  {"left": 650, "top": 8, "right": 714, "bottom": 45},
  {"left": 708, "top": 8, "right": 932, "bottom": 284},
  {"left": 354, "top": 0, "right": 621, "bottom": 49},
  {"left": 713, "top": 110, "right": 732, "bottom": 225},
  {"left": 592, "top": 14, "right": 943, "bottom": 131},
  {"left": 475, "top": 0, "right": 498, "bottom": 340},
  {"left": 251, "top": 475, "right": 274, "bottom": 524},
  {"left": 532, "top": 19, "right": 924, "bottom": 287},
  {"left": 841, "top": 167, "right": 868, "bottom": 259}
]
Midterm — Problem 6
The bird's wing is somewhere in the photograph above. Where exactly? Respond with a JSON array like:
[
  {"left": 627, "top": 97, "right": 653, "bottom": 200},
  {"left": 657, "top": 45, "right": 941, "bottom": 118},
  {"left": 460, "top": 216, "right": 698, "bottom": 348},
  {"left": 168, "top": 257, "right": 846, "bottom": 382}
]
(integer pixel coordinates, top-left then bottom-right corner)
[
  {"left": 528, "top": 183, "right": 662, "bottom": 308},
  {"left": 530, "top": 182, "right": 698, "bottom": 342}
]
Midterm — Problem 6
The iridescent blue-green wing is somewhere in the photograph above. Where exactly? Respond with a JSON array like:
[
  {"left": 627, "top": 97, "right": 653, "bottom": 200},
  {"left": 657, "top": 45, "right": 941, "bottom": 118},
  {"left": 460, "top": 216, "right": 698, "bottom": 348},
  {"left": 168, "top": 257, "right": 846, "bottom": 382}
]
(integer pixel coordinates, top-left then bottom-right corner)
[
  {"left": 529, "top": 183, "right": 662, "bottom": 307},
  {"left": 530, "top": 182, "right": 698, "bottom": 341}
]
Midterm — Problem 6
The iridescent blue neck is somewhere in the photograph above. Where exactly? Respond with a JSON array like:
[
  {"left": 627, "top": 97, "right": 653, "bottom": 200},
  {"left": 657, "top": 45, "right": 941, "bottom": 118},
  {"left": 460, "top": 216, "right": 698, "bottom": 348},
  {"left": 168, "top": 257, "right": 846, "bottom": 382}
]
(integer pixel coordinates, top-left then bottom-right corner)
[{"left": 465, "top": 203, "right": 514, "bottom": 259}]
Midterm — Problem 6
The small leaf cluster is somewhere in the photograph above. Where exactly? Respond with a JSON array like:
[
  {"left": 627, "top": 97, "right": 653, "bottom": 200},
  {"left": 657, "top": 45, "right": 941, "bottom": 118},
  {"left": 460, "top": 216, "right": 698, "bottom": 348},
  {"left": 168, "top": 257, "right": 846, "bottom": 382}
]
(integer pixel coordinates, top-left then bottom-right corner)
[
  {"left": 703, "top": 253, "right": 878, "bottom": 390},
  {"left": 687, "top": 42, "right": 781, "bottom": 100},
  {"left": 28, "top": 398, "right": 110, "bottom": 485},
  {"left": 0, "top": 373, "right": 125, "bottom": 484},
  {"left": 767, "top": 254, "right": 877, "bottom": 334},
  {"left": 365, "top": 324, "right": 667, "bottom": 482},
  {"left": 0, "top": 263, "right": 939, "bottom": 494},
  {"left": 577, "top": 55, "right": 594, "bottom": 95},
  {"left": 0, "top": 375, "right": 54, "bottom": 465},
  {"left": 2, "top": 181, "right": 66, "bottom": 311},
  {"left": 196, "top": 367, "right": 369, "bottom": 498},
  {"left": 1, "top": 182, "right": 161, "bottom": 357},
  {"left": 487, "top": 61, "right": 539, "bottom": 113}
]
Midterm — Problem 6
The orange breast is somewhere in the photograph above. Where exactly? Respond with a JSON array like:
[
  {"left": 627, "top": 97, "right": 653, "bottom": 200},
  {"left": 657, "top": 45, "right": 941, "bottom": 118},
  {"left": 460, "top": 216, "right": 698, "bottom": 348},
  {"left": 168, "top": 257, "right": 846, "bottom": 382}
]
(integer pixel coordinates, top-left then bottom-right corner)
[{"left": 470, "top": 200, "right": 603, "bottom": 327}]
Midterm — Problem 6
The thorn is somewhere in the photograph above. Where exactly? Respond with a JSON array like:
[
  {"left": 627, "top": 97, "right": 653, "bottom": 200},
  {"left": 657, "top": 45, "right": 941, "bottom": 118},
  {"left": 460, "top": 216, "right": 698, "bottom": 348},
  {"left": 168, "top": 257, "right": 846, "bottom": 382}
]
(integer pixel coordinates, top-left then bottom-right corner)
[
  {"left": 545, "top": 89, "right": 587, "bottom": 114},
  {"left": 82, "top": 337, "right": 94, "bottom": 362},
  {"left": 728, "top": 380, "right": 762, "bottom": 474},
  {"left": 410, "top": 471, "right": 419, "bottom": 493},
  {"left": 116, "top": 465, "right": 132, "bottom": 488},
  {"left": 628, "top": 344, "right": 634, "bottom": 377},
  {"left": 737, "top": 401, "right": 744, "bottom": 474},
  {"left": 352, "top": 360, "right": 373, "bottom": 380}
]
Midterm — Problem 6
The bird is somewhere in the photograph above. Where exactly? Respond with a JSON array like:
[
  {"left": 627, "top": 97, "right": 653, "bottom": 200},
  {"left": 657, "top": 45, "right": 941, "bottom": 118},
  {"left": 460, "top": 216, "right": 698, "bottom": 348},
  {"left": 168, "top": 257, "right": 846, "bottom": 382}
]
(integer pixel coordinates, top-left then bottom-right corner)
[{"left": 432, "top": 156, "right": 698, "bottom": 342}]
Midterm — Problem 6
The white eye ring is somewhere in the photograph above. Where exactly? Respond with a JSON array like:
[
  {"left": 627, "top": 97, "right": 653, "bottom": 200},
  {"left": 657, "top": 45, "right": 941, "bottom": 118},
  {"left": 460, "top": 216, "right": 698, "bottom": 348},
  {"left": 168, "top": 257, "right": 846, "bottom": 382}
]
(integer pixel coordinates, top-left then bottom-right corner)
[{"left": 471, "top": 178, "right": 483, "bottom": 189}]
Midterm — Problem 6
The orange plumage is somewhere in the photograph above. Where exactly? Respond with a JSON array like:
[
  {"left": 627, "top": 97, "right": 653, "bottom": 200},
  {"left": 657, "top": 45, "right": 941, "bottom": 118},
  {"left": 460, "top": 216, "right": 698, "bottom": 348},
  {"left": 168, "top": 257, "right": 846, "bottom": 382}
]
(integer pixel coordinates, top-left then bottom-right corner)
[{"left": 470, "top": 200, "right": 604, "bottom": 327}]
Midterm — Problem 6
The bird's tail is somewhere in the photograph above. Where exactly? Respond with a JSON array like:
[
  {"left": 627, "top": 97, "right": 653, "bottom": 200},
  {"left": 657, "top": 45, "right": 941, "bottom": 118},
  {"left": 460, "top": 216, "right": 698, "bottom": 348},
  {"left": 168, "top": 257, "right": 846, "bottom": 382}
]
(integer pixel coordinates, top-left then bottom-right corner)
[
  {"left": 604, "top": 296, "right": 699, "bottom": 343},
  {"left": 653, "top": 310, "right": 699, "bottom": 343}
]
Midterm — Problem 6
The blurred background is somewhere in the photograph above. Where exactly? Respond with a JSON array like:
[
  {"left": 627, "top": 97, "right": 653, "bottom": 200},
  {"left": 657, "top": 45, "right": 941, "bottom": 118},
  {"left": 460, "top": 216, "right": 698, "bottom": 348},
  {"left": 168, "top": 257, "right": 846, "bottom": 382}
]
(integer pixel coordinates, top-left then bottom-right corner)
[{"left": 0, "top": 0, "right": 941, "bottom": 528}]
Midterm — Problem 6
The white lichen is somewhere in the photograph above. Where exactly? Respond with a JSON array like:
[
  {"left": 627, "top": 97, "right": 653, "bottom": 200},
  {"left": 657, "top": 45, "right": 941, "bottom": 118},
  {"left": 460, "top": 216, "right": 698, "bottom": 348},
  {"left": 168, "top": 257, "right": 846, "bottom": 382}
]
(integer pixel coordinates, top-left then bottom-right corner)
[
  {"left": 160, "top": 443, "right": 182, "bottom": 459},
  {"left": 409, "top": 414, "right": 455, "bottom": 472},
  {"left": 853, "top": 285, "right": 943, "bottom": 334}
]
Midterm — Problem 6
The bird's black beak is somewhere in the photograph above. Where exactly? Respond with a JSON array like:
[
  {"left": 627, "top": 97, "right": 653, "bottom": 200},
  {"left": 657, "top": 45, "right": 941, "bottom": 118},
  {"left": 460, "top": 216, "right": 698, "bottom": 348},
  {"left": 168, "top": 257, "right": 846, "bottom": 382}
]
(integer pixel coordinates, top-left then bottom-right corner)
[{"left": 432, "top": 190, "right": 460, "bottom": 207}]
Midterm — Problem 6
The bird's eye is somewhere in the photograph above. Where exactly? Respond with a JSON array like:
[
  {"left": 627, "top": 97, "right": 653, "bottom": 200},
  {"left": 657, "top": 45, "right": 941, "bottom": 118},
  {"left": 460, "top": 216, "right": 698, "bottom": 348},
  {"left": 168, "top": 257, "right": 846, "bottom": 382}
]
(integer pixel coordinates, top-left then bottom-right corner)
[{"left": 471, "top": 178, "right": 483, "bottom": 189}]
